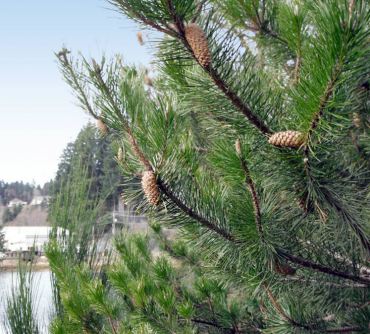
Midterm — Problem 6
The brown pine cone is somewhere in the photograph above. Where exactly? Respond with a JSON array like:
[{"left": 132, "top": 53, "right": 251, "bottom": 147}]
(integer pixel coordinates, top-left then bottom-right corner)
[
  {"left": 141, "top": 171, "right": 160, "bottom": 206},
  {"left": 184, "top": 23, "right": 211, "bottom": 67},
  {"left": 96, "top": 118, "right": 108, "bottom": 135},
  {"left": 268, "top": 131, "right": 304, "bottom": 148}
]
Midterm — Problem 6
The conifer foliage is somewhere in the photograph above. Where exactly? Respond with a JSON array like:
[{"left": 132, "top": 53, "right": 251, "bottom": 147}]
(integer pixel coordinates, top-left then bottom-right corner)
[{"left": 55, "top": 0, "right": 370, "bottom": 332}]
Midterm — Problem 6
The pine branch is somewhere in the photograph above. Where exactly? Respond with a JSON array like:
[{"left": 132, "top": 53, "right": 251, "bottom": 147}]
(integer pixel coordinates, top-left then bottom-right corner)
[
  {"left": 88, "top": 62, "right": 152, "bottom": 170},
  {"left": 277, "top": 248, "right": 370, "bottom": 285},
  {"left": 166, "top": 0, "right": 272, "bottom": 135},
  {"left": 301, "top": 50, "right": 370, "bottom": 253},
  {"left": 191, "top": 0, "right": 207, "bottom": 23},
  {"left": 191, "top": 318, "right": 238, "bottom": 333},
  {"left": 265, "top": 285, "right": 365, "bottom": 333},
  {"left": 80, "top": 64, "right": 239, "bottom": 244},
  {"left": 90, "top": 59, "right": 121, "bottom": 116},
  {"left": 207, "top": 67, "right": 272, "bottom": 135},
  {"left": 236, "top": 139, "right": 264, "bottom": 241},
  {"left": 191, "top": 318, "right": 223, "bottom": 328},
  {"left": 156, "top": 177, "right": 238, "bottom": 243},
  {"left": 108, "top": 0, "right": 177, "bottom": 37},
  {"left": 264, "top": 285, "right": 313, "bottom": 330},
  {"left": 325, "top": 326, "right": 362, "bottom": 333},
  {"left": 57, "top": 49, "right": 98, "bottom": 119},
  {"left": 108, "top": 316, "right": 118, "bottom": 334},
  {"left": 126, "top": 127, "right": 152, "bottom": 170},
  {"left": 293, "top": 51, "right": 301, "bottom": 85},
  {"left": 259, "top": 26, "right": 289, "bottom": 45},
  {"left": 304, "top": 60, "right": 342, "bottom": 153}
]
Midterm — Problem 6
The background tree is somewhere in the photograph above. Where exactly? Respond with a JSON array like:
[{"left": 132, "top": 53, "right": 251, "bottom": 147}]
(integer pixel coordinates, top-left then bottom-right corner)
[
  {"left": 55, "top": 0, "right": 370, "bottom": 333},
  {"left": 0, "top": 227, "right": 5, "bottom": 252},
  {"left": 53, "top": 123, "right": 123, "bottom": 211},
  {"left": 0, "top": 181, "right": 36, "bottom": 205},
  {"left": 2, "top": 205, "right": 23, "bottom": 224}
]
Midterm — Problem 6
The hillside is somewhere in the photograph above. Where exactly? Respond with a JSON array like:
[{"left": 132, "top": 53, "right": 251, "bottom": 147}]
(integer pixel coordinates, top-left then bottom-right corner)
[{"left": 4, "top": 205, "right": 49, "bottom": 227}]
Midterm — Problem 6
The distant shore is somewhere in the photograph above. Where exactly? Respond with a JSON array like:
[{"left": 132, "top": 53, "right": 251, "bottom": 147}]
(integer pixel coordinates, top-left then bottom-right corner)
[{"left": 0, "top": 256, "right": 49, "bottom": 271}]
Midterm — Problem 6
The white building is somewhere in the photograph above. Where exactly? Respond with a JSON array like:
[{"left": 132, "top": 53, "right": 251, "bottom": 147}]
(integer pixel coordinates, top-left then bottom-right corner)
[
  {"left": 2, "top": 226, "right": 65, "bottom": 252},
  {"left": 30, "top": 196, "right": 50, "bottom": 206},
  {"left": 8, "top": 198, "right": 27, "bottom": 208}
]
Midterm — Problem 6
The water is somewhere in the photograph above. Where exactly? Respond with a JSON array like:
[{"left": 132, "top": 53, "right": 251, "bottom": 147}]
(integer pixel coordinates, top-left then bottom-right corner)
[{"left": 0, "top": 271, "right": 53, "bottom": 334}]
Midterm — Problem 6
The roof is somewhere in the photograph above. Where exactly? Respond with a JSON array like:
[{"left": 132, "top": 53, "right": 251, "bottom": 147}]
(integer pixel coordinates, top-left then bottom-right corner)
[{"left": 8, "top": 198, "right": 27, "bottom": 204}]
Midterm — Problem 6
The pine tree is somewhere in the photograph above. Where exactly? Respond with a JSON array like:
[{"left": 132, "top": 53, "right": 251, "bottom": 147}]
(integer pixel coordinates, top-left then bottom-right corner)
[
  {"left": 0, "top": 228, "right": 5, "bottom": 252},
  {"left": 54, "top": 0, "right": 370, "bottom": 332},
  {"left": 53, "top": 124, "right": 123, "bottom": 210}
]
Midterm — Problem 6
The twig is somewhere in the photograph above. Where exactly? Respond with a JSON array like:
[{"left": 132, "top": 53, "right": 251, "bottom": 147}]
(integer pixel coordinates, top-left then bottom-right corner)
[
  {"left": 57, "top": 49, "right": 98, "bottom": 119},
  {"left": 191, "top": 318, "right": 230, "bottom": 331},
  {"left": 236, "top": 140, "right": 264, "bottom": 241},
  {"left": 264, "top": 285, "right": 314, "bottom": 330},
  {"left": 277, "top": 248, "right": 370, "bottom": 285},
  {"left": 325, "top": 326, "right": 362, "bottom": 333},
  {"left": 157, "top": 178, "right": 238, "bottom": 243},
  {"left": 207, "top": 67, "right": 272, "bottom": 135},
  {"left": 108, "top": 316, "right": 118, "bottom": 334},
  {"left": 191, "top": 0, "right": 207, "bottom": 23},
  {"left": 90, "top": 60, "right": 121, "bottom": 116},
  {"left": 126, "top": 127, "right": 152, "bottom": 170},
  {"left": 108, "top": 1, "right": 177, "bottom": 38},
  {"left": 293, "top": 53, "right": 301, "bottom": 84},
  {"left": 304, "top": 62, "right": 342, "bottom": 153}
]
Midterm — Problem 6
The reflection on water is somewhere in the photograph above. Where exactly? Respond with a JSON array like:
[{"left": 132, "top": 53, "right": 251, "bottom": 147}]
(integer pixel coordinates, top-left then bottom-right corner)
[{"left": 0, "top": 270, "right": 53, "bottom": 334}]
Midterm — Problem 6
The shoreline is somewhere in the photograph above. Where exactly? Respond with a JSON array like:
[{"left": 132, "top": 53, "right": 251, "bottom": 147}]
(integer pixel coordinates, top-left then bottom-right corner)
[{"left": 0, "top": 257, "right": 50, "bottom": 272}]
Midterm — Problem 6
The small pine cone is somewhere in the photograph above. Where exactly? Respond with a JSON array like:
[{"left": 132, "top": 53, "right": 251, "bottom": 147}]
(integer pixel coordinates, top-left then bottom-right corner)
[
  {"left": 141, "top": 171, "right": 160, "bottom": 206},
  {"left": 144, "top": 75, "right": 153, "bottom": 86},
  {"left": 268, "top": 131, "right": 304, "bottom": 148},
  {"left": 274, "top": 261, "right": 296, "bottom": 276},
  {"left": 117, "top": 147, "right": 124, "bottom": 162},
  {"left": 353, "top": 113, "right": 361, "bottom": 128},
  {"left": 235, "top": 138, "right": 242, "bottom": 156},
  {"left": 96, "top": 118, "right": 108, "bottom": 135},
  {"left": 137, "top": 31, "right": 144, "bottom": 46},
  {"left": 184, "top": 23, "right": 211, "bottom": 67}
]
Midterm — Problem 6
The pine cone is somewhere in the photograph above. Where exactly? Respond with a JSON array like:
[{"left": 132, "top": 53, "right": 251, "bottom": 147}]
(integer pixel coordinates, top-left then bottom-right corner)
[
  {"left": 274, "top": 261, "right": 296, "bottom": 276},
  {"left": 117, "top": 147, "right": 124, "bottom": 162},
  {"left": 235, "top": 138, "right": 242, "bottom": 156},
  {"left": 184, "top": 23, "right": 211, "bottom": 67},
  {"left": 96, "top": 118, "right": 108, "bottom": 135},
  {"left": 137, "top": 31, "right": 144, "bottom": 45},
  {"left": 141, "top": 171, "right": 160, "bottom": 206},
  {"left": 144, "top": 75, "right": 153, "bottom": 86},
  {"left": 353, "top": 113, "right": 361, "bottom": 128},
  {"left": 268, "top": 131, "right": 304, "bottom": 148}
]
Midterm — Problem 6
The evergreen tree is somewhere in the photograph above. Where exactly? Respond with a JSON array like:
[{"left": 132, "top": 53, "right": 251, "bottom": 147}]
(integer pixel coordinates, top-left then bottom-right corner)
[
  {"left": 55, "top": 0, "right": 370, "bottom": 332},
  {"left": 0, "top": 181, "right": 35, "bottom": 205},
  {"left": 53, "top": 123, "right": 122, "bottom": 210},
  {"left": 2, "top": 205, "right": 23, "bottom": 224},
  {"left": 0, "top": 228, "right": 5, "bottom": 252}
]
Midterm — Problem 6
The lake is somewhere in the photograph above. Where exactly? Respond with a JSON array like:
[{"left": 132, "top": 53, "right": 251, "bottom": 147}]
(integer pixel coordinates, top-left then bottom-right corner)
[{"left": 0, "top": 270, "right": 53, "bottom": 334}]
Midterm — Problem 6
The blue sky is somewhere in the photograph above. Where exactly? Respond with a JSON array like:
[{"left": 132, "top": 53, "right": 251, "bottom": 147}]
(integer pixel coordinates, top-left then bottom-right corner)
[{"left": 0, "top": 1, "right": 151, "bottom": 185}]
